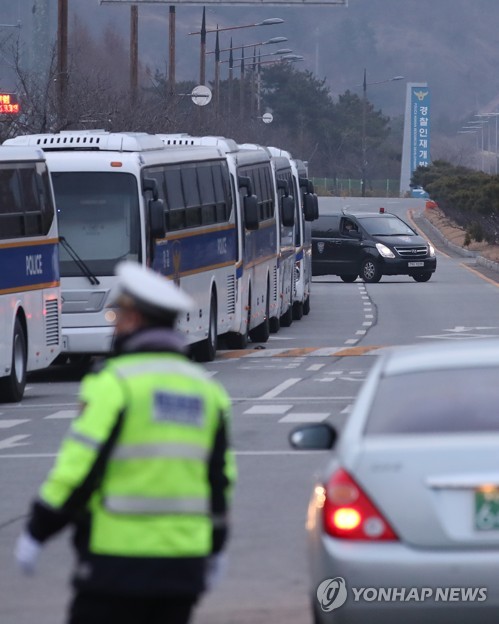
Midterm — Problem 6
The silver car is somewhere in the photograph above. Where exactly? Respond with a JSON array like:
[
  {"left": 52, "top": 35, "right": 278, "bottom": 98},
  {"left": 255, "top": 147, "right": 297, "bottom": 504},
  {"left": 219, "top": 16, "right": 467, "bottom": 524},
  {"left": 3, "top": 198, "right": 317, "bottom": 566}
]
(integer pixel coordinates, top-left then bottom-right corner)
[{"left": 290, "top": 340, "right": 499, "bottom": 624}]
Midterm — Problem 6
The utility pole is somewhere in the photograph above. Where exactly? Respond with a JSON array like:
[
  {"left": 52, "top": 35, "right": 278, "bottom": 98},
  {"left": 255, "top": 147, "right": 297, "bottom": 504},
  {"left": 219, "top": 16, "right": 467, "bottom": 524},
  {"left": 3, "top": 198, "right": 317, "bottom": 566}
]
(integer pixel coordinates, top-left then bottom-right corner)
[
  {"left": 199, "top": 7, "right": 206, "bottom": 86},
  {"left": 169, "top": 6, "right": 175, "bottom": 96},
  {"left": 57, "top": 0, "right": 68, "bottom": 125},
  {"left": 130, "top": 4, "right": 138, "bottom": 104},
  {"left": 239, "top": 48, "right": 245, "bottom": 121},
  {"left": 214, "top": 27, "right": 220, "bottom": 116},
  {"left": 228, "top": 38, "right": 233, "bottom": 119},
  {"left": 361, "top": 68, "right": 367, "bottom": 198}
]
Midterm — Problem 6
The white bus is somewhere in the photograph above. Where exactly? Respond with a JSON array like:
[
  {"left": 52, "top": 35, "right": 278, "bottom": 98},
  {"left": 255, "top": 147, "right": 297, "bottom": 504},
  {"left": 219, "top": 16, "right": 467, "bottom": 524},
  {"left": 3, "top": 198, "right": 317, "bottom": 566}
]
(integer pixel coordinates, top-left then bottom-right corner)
[
  {"left": 248, "top": 145, "right": 318, "bottom": 322},
  {"left": 5, "top": 131, "right": 267, "bottom": 361},
  {"left": 290, "top": 157, "right": 318, "bottom": 317},
  {"left": 0, "top": 146, "right": 61, "bottom": 402},
  {"left": 158, "top": 134, "right": 287, "bottom": 347},
  {"left": 242, "top": 145, "right": 297, "bottom": 330}
]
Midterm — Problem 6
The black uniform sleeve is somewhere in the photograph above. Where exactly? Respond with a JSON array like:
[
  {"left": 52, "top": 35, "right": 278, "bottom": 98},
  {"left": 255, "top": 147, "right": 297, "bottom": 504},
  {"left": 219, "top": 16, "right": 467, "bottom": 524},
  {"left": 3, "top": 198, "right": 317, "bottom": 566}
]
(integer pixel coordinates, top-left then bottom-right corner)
[{"left": 208, "top": 410, "right": 231, "bottom": 554}]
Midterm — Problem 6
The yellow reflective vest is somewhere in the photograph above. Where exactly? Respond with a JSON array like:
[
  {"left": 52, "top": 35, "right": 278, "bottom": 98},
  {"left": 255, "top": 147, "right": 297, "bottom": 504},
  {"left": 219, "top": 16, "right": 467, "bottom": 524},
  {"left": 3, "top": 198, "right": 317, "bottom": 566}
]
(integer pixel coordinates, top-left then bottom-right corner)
[{"left": 28, "top": 346, "right": 235, "bottom": 596}]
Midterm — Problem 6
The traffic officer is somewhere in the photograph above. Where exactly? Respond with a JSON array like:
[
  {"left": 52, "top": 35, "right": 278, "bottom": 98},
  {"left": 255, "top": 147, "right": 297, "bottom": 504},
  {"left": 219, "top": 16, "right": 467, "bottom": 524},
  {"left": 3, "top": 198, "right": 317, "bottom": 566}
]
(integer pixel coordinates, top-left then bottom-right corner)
[{"left": 15, "top": 261, "right": 236, "bottom": 624}]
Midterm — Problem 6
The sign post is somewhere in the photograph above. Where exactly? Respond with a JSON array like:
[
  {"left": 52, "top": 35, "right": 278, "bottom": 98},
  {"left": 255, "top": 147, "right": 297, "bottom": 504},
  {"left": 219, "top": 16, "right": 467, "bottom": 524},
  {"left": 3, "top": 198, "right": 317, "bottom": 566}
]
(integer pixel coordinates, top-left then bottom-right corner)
[{"left": 400, "top": 82, "right": 431, "bottom": 196}]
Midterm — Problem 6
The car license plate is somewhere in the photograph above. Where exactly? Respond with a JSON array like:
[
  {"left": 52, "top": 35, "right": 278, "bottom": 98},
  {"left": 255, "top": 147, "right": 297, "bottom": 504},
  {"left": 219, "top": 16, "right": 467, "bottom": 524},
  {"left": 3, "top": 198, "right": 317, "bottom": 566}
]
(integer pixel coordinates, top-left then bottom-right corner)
[
  {"left": 475, "top": 487, "right": 499, "bottom": 530},
  {"left": 408, "top": 261, "right": 424, "bottom": 267}
]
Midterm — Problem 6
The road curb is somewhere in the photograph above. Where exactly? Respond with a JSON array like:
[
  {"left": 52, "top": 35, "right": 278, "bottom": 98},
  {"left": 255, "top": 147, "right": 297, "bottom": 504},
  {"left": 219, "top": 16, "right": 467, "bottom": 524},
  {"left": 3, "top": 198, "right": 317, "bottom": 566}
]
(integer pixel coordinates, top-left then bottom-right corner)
[{"left": 416, "top": 211, "right": 499, "bottom": 273}]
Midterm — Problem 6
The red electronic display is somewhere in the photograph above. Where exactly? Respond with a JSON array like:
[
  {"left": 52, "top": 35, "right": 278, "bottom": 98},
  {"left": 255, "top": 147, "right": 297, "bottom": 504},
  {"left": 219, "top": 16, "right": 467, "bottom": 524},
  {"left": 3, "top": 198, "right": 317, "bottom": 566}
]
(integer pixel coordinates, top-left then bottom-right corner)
[{"left": 0, "top": 94, "right": 20, "bottom": 114}]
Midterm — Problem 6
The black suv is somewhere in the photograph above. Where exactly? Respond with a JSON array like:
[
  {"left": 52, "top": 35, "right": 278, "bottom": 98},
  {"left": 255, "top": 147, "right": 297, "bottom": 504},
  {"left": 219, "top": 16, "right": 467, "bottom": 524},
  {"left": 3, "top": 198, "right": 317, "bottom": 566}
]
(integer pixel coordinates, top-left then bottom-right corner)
[{"left": 312, "top": 210, "right": 437, "bottom": 283}]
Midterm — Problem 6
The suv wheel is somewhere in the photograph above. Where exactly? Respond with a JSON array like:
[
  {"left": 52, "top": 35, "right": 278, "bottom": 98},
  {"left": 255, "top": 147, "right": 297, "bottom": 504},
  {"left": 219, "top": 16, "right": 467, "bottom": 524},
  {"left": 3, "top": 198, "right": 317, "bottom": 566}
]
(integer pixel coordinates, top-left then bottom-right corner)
[
  {"left": 413, "top": 272, "right": 432, "bottom": 282},
  {"left": 340, "top": 274, "right": 358, "bottom": 283},
  {"left": 361, "top": 258, "right": 381, "bottom": 283}
]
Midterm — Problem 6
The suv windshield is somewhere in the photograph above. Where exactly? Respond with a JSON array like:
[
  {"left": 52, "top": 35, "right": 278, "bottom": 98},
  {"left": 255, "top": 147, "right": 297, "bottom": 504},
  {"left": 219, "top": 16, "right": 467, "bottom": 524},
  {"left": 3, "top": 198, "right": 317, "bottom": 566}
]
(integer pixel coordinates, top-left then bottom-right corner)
[{"left": 360, "top": 216, "right": 415, "bottom": 237}]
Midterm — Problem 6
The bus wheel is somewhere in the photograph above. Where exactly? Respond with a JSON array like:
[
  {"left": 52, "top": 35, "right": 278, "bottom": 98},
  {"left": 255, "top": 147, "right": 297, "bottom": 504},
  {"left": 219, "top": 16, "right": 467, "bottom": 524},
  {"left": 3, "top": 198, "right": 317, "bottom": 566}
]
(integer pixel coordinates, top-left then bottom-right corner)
[
  {"left": 269, "top": 316, "right": 280, "bottom": 333},
  {"left": 292, "top": 301, "right": 304, "bottom": 321},
  {"left": 195, "top": 293, "right": 217, "bottom": 362},
  {"left": 303, "top": 295, "right": 310, "bottom": 316},
  {"left": 250, "top": 285, "right": 270, "bottom": 343},
  {"left": 0, "top": 318, "right": 27, "bottom": 402},
  {"left": 280, "top": 303, "right": 293, "bottom": 328}
]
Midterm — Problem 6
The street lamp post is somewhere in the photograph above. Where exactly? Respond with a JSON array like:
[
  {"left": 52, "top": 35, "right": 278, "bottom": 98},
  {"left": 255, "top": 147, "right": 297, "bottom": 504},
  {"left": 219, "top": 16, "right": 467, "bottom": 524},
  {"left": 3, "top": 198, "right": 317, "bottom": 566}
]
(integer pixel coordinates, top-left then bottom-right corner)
[
  {"left": 189, "top": 15, "right": 284, "bottom": 91},
  {"left": 475, "top": 113, "right": 499, "bottom": 174},
  {"left": 361, "top": 69, "right": 404, "bottom": 197}
]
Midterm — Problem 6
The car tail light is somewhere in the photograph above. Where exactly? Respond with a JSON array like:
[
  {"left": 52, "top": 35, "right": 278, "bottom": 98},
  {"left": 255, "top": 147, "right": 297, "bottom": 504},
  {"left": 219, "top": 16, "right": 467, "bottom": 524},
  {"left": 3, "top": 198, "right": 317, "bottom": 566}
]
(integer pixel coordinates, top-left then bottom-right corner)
[{"left": 323, "top": 468, "right": 397, "bottom": 541}]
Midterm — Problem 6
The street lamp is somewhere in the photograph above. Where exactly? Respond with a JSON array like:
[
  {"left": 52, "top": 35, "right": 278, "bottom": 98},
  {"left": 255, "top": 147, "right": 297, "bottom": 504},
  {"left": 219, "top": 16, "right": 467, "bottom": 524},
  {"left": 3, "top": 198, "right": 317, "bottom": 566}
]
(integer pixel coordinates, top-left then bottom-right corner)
[
  {"left": 221, "top": 48, "right": 293, "bottom": 65},
  {"left": 190, "top": 12, "right": 284, "bottom": 85},
  {"left": 475, "top": 113, "right": 499, "bottom": 174},
  {"left": 207, "top": 36, "right": 288, "bottom": 55},
  {"left": 361, "top": 69, "right": 404, "bottom": 197},
  {"left": 188, "top": 17, "right": 284, "bottom": 36}
]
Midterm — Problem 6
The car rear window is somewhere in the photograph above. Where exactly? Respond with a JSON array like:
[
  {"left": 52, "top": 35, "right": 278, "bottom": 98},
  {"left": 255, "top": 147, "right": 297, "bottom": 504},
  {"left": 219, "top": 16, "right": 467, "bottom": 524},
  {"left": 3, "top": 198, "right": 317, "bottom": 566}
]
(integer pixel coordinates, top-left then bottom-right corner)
[
  {"left": 312, "top": 215, "right": 340, "bottom": 237},
  {"left": 364, "top": 367, "right": 499, "bottom": 435}
]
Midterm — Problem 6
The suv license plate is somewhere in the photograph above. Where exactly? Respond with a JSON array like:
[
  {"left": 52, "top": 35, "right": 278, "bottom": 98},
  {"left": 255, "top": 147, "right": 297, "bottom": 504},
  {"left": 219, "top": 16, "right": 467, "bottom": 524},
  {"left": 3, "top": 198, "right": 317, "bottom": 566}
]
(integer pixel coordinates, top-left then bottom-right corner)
[
  {"left": 475, "top": 487, "right": 499, "bottom": 530},
  {"left": 408, "top": 261, "right": 424, "bottom": 267}
]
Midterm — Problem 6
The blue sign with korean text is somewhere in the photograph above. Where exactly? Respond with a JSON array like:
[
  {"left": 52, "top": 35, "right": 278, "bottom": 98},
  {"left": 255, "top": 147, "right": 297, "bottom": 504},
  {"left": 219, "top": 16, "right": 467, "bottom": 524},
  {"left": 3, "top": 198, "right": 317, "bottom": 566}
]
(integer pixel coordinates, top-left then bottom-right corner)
[{"left": 410, "top": 87, "right": 431, "bottom": 174}]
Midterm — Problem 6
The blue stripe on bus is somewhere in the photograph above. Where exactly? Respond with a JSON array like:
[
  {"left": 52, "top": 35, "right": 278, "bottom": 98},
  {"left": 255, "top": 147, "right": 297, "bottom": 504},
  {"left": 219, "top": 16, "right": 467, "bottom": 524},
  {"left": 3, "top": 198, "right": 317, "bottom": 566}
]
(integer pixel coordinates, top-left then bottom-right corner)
[
  {"left": 153, "top": 227, "right": 238, "bottom": 278},
  {"left": 0, "top": 242, "right": 60, "bottom": 291},
  {"left": 152, "top": 222, "right": 278, "bottom": 279}
]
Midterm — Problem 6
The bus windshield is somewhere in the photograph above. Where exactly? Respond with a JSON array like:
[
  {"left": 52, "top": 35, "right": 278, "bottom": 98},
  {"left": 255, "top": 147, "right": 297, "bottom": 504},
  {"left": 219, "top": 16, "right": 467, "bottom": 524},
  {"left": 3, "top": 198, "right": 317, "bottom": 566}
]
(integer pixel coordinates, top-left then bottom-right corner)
[{"left": 51, "top": 172, "right": 141, "bottom": 277}]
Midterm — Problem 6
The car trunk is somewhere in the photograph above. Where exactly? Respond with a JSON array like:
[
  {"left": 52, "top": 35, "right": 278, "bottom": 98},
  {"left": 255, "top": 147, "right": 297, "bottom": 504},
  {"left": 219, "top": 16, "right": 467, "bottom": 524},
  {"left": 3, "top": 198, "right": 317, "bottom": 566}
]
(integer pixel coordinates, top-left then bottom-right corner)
[{"left": 350, "top": 434, "right": 499, "bottom": 549}]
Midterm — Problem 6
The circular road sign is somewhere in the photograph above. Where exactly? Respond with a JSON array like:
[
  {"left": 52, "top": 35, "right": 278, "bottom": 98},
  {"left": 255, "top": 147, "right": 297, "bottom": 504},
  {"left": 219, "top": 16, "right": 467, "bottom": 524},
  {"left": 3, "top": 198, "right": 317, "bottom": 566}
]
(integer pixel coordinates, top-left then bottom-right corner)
[
  {"left": 191, "top": 85, "right": 212, "bottom": 107},
  {"left": 262, "top": 112, "right": 273, "bottom": 124}
]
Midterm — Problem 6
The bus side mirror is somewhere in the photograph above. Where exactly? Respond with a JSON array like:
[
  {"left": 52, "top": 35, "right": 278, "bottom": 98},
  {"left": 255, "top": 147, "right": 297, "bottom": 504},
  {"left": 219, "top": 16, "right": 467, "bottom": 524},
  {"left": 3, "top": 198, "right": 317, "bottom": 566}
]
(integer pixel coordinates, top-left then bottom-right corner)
[
  {"left": 143, "top": 178, "right": 159, "bottom": 201},
  {"left": 281, "top": 195, "right": 294, "bottom": 227},
  {"left": 149, "top": 199, "right": 166, "bottom": 239},
  {"left": 313, "top": 194, "right": 319, "bottom": 220},
  {"left": 277, "top": 178, "right": 289, "bottom": 196},
  {"left": 243, "top": 194, "right": 259, "bottom": 231},
  {"left": 238, "top": 175, "right": 253, "bottom": 197},
  {"left": 303, "top": 193, "right": 316, "bottom": 222}
]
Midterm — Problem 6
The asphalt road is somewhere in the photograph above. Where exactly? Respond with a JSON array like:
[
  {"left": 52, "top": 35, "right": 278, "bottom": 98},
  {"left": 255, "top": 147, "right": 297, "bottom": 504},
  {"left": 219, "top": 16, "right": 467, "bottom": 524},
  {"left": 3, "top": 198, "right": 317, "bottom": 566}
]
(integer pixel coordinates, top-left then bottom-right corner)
[{"left": 1, "top": 197, "right": 499, "bottom": 624}]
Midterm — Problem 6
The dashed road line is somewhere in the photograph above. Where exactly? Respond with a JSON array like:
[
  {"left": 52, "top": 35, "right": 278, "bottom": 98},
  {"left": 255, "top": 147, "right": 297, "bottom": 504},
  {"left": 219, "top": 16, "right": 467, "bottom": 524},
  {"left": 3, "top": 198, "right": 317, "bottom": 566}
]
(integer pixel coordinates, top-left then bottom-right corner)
[
  {"left": 278, "top": 413, "right": 329, "bottom": 423},
  {"left": 44, "top": 410, "right": 78, "bottom": 419},
  {"left": 0, "top": 419, "right": 30, "bottom": 428},
  {"left": 244, "top": 405, "right": 292, "bottom": 415},
  {"left": 258, "top": 378, "right": 301, "bottom": 399}
]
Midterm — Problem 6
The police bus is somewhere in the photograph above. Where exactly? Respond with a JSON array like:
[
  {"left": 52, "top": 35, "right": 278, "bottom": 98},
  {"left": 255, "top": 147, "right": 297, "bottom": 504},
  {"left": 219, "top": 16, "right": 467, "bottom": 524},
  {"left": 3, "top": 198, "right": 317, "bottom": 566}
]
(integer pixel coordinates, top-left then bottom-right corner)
[
  {"left": 157, "top": 134, "right": 290, "bottom": 347},
  {"left": 248, "top": 145, "right": 318, "bottom": 322},
  {"left": 291, "top": 157, "right": 319, "bottom": 317},
  {"left": 5, "top": 131, "right": 267, "bottom": 361},
  {"left": 0, "top": 145, "right": 61, "bottom": 402}
]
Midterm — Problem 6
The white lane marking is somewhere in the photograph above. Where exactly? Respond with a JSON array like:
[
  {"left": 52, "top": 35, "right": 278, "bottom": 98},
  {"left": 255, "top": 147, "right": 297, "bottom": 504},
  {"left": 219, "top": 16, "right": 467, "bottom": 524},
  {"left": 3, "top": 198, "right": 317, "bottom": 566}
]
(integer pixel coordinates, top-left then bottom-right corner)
[
  {"left": 307, "top": 364, "right": 325, "bottom": 371},
  {"left": 0, "top": 453, "right": 57, "bottom": 458},
  {"left": 356, "top": 330, "right": 367, "bottom": 335},
  {"left": 0, "top": 435, "right": 30, "bottom": 450},
  {"left": 3, "top": 403, "right": 79, "bottom": 409},
  {"left": 44, "top": 410, "right": 78, "bottom": 420},
  {"left": 341, "top": 405, "right": 353, "bottom": 414},
  {"left": 0, "top": 450, "right": 327, "bottom": 459},
  {"left": 235, "top": 450, "right": 329, "bottom": 456},
  {"left": 365, "top": 314, "right": 374, "bottom": 318},
  {"left": 0, "top": 419, "right": 30, "bottom": 428},
  {"left": 244, "top": 405, "right": 292, "bottom": 415},
  {"left": 258, "top": 378, "right": 301, "bottom": 399},
  {"left": 344, "top": 339, "right": 358, "bottom": 345},
  {"left": 279, "top": 413, "right": 329, "bottom": 423},
  {"left": 232, "top": 396, "right": 356, "bottom": 402},
  {"left": 363, "top": 322, "right": 373, "bottom": 326}
]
